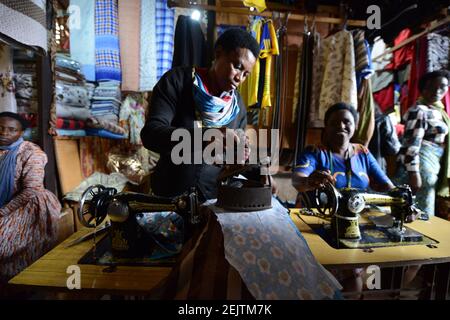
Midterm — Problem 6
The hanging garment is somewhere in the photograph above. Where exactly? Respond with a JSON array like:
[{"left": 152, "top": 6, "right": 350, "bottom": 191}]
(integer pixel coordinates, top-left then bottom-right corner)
[
  {"left": 119, "top": 95, "right": 146, "bottom": 145},
  {"left": 307, "top": 31, "right": 321, "bottom": 126},
  {"left": 238, "top": 17, "right": 262, "bottom": 108},
  {"left": 118, "top": 0, "right": 141, "bottom": 91},
  {"left": 388, "top": 28, "right": 415, "bottom": 70},
  {"left": 140, "top": 0, "right": 157, "bottom": 91},
  {"left": 352, "top": 30, "right": 374, "bottom": 90},
  {"left": 370, "top": 37, "right": 394, "bottom": 94},
  {"left": 0, "top": 0, "right": 47, "bottom": 52},
  {"left": 352, "top": 78, "right": 375, "bottom": 146},
  {"left": 243, "top": 0, "right": 266, "bottom": 12},
  {"left": 172, "top": 15, "right": 207, "bottom": 68},
  {"left": 404, "top": 37, "right": 427, "bottom": 114},
  {"left": 0, "top": 43, "right": 17, "bottom": 113},
  {"left": 373, "top": 84, "right": 395, "bottom": 113},
  {"left": 69, "top": 0, "right": 96, "bottom": 81},
  {"left": 95, "top": 0, "right": 122, "bottom": 82},
  {"left": 155, "top": 0, "right": 175, "bottom": 80},
  {"left": 427, "top": 32, "right": 450, "bottom": 72},
  {"left": 259, "top": 19, "right": 279, "bottom": 109},
  {"left": 315, "top": 30, "right": 358, "bottom": 127}
]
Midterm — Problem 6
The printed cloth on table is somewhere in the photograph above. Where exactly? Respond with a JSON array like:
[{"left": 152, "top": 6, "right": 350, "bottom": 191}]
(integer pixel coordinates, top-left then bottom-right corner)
[{"left": 212, "top": 198, "right": 343, "bottom": 300}]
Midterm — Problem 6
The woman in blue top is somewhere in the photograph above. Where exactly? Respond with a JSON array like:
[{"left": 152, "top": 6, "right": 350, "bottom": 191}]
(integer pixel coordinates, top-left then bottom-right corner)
[
  {"left": 292, "top": 102, "right": 395, "bottom": 299},
  {"left": 292, "top": 102, "right": 394, "bottom": 193}
]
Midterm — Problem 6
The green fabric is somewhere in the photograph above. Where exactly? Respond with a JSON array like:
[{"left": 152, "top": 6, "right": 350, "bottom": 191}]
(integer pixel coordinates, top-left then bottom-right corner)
[
  {"left": 353, "top": 79, "right": 374, "bottom": 146},
  {"left": 418, "top": 97, "right": 450, "bottom": 197}
]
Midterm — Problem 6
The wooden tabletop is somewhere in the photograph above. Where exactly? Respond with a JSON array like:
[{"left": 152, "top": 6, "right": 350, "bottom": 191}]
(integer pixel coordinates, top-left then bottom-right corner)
[
  {"left": 9, "top": 209, "right": 450, "bottom": 293},
  {"left": 8, "top": 228, "right": 172, "bottom": 295},
  {"left": 290, "top": 209, "right": 450, "bottom": 269}
]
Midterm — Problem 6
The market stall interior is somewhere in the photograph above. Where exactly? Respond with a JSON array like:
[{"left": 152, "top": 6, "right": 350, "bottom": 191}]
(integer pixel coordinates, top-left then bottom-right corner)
[{"left": 1, "top": 0, "right": 450, "bottom": 300}]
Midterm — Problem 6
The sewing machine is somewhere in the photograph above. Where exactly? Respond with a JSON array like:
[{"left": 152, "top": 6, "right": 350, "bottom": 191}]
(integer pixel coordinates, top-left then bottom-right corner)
[
  {"left": 75, "top": 185, "right": 200, "bottom": 259},
  {"left": 308, "top": 184, "right": 424, "bottom": 245}
]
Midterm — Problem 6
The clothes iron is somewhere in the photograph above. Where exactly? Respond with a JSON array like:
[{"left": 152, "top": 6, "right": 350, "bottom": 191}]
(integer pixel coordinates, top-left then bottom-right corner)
[{"left": 77, "top": 185, "right": 200, "bottom": 259}]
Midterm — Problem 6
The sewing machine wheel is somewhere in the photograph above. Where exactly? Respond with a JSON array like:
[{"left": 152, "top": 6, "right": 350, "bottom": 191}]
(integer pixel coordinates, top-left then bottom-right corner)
[
  {"left": 315, "top": 183, "right": 339, "bottom": 217},
  {"left": 78, "top": 185, "right": 111, "bottom": 228}
]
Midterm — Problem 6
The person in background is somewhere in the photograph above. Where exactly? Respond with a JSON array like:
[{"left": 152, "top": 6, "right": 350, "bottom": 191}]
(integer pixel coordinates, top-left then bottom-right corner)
[
  {"left": 0, "top": 112, "right": 61, "bottom": 288},
  {"left": 292, "top": 102, "right": 395, "bottom": 299},
  {"left": 395, "top": 70, "right": 450, "bottom": 217},
  {"left": 141, "top": 28, "right": 273, "bottom": 201}
]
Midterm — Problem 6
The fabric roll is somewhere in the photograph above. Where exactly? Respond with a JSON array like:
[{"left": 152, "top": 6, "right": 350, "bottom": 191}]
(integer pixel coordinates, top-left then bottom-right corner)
[
  {"left": 118, "top": 0, "right": 140, "bottom": 91},
  {"left": 85, "top": 128, "right": 125, "bottom": 139},
  {"left": 155, "top": 0, "right": 174, "bottom": 80},
  {"left": 95, "top": 0, "right": 122, "bottom": 82},
  {"left": 56, "top": 103, "right": 91, "bottom": 121},
  {"left": 69, "top": 0, "right": 96, "bottom": 81},
  {"left": 172, "top": 15, "right": 207, "bottom": 68},
  {"left": 140, "top": 0, "right": 157, "bottom": 91},
  {"left": 0, "top": 43, "right": 17, "bottom": 113}
]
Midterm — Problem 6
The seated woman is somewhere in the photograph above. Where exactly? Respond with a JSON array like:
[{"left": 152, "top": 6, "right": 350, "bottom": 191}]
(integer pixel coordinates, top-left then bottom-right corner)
[
  {"left": 292, "top": 102, "right": 395, "bottom": 298},
  {"left": 0, "top": 112, "right": 61, "bottom": 286}
]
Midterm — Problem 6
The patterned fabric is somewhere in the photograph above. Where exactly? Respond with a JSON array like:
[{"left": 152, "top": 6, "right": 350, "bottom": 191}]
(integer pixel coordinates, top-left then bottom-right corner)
[
  {"left": 398, "top": 103, "right": 448, "bottom": 173},
  {"left": 118, "top": 0, "right": 140, "bottom": 91},
  {"left": 119, "top": 95, "right": 146, "bottom": 145},
  {"left": 0, "top": 141, "right": 60, "bottom": 281},
  {"left": 352, "top": 30, "right": 374, "bottom": 90},
  {"left": 95, "top": 0, "right": 122, "bottom": 82},
  {"left": 56, "top": 103, "right": 91, "bottom": 121},
  {"left": 0, "top": 0, "right": 47, "bottom": 52},
  {"left": 294, "top": 144, "right": 392, "bottom": 190},
  {"left": 395, "top": 142, "right": 443, "bottom": 216},
  {"left": 70, "top": 0, "right": 96, "bottom": 81},
  {"left": 314, "top": 30, "right": 358, "bottom": 127},
  {"left": 55, "top": 82, "right": 90, "bottom": 107},
  {"left": 427, "top": 33, "right": 450, "bottom": 72},
  {"left": 192, "top": 70, "right": 239, "bottom": 127},
  {"left": 214, "top": 199, "right": 342, "bottom": 300},
  {"left": 0, "top": 138, "right": 23, "bottom": 207},
  {"left": 155, "top": 0, "right": 174, "bottom": 81},
  {"left": 56, "top": 118, "right": 85, "bottom": 130},
  {"left": 307, "top": 31, "right": 321, "bottom": 126},
  {"left": 140, "top": 0, "right": 157, "bottom": 91},
  {"left": 151, "top": 203, "right": 342, "bottom": 300},
  {"left": 0, "top": 43, "right": 17, "bottom": 113}
]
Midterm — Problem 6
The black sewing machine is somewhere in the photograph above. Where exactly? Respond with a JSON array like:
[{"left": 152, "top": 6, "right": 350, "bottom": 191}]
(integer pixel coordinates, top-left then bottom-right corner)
[
  {"left": 308, "top": 184, "right": 425, "bottom": 244},
  {"left": 76, "top": 185, "right": 200, "bottom": 259}
]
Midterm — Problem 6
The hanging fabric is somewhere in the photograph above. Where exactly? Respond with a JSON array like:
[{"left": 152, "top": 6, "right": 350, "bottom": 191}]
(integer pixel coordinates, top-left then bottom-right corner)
[
  {"left": 426, "top": 32, "right": 449, "bottom": 72},
  {"left": 155, "top": 0, "right": 175, "bottom": 81},
  {"left": 0, "top": 43, "right": 17, "bottom": 113},
  {"left": 139, "top": 0, "right": 157, "bottom": 91},
  {"left": 69, "top": 0, "right": 96, "bottom": 81},
  {"left": 352, "top": 78, "right": 375, "bottom": 146},
  {"left": 95, "top": 0, "right": 122, "bottom": 82},
  {"left": 306, "top": 29, "right": 321, "bottom": 126},
  {"left": 172, "top": 15, "right": 207, "bottom": 68},
  {"left": 118, "top": 0, "right": 140, "bottom": 91}
]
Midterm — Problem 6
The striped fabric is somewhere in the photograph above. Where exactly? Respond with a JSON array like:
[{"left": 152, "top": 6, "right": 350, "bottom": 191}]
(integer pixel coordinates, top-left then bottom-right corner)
[
  {"left": 95, "top": 0, "right": 122, "bottom": 82},
  {"left": 352, "top": 29, "right": 374, "bottom": 90},
  {"left": 155, "top": 0, "right": 175, "bottom": 80},
  {"left": 56, "top": 118, "right": 85, "bottom": 130}
]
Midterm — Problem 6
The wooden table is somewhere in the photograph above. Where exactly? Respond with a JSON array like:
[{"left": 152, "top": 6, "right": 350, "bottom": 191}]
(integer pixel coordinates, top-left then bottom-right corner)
[
  {"left": 9, "top": 210, "right": 450, "bottom": 299},
  {"left": 290, "top": 210, "right": 450, "bottom": 299},
  {"left": 8, "top": 228, "right": 172, "bottom": 296}
]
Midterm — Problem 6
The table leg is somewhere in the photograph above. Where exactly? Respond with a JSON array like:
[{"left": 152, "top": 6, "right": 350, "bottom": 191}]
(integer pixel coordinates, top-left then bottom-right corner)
[{"left": 434, "top": 262, "right": 450, "bottom": 300}]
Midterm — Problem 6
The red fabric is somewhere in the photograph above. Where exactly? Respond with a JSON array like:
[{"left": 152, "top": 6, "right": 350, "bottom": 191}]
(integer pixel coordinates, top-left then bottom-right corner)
[
  {"left": 403, "top": 37, "right": 427, "bottom": 115},
  {"left": 56, "top": 118, "right": 85, "bottom": 130},
  {"left": 385, "top": 28, "right": 415, "bottom": 70},
  {"left": 395, "top": 124, "right": 405, "bottom": 138},
  {"left": 443, "top": 91, "right": 450, "bottom": 116},
  {"left": 373, "top": 84, "right": 395, "bottom": 113}
]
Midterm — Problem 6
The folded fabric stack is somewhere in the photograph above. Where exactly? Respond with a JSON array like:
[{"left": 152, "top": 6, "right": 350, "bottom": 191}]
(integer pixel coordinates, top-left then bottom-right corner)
[
  {"left": 13, "top": 50, "right": 39, "bottom": 142},
  {"left": 87, "top": 81, "right": 125, "bottom": 139},
  {"left": 55, "top": 54, "right": 91, "bottom": 137}
]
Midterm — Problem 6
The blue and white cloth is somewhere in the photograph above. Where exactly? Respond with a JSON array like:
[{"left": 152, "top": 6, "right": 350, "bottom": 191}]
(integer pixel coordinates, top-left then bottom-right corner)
[
  {"left": 95, "top": 0, "right": 122, "bottom": 82},
  {"left": 155, "top": 0, "right": 175, "bottom": 80},
  {"left": 140, "top": 0, "right": 158, "bottom": 91}
]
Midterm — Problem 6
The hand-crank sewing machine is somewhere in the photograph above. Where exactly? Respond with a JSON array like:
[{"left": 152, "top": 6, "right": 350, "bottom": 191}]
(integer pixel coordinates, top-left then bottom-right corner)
[
  {"left": 75, "top": 185, "right": 201, "bottom": 260},
  {"left": 301, "top": 184, "right": 432, "bottom": 248}
]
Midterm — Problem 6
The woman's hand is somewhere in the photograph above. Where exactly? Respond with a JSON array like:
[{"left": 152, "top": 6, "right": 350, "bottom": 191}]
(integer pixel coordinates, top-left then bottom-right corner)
[
  {"left": 307, "top": 170, "right": 335, "bottom": 189},
  {"left": 408, "top": 172, "right": 422, "bottom": 194}
]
